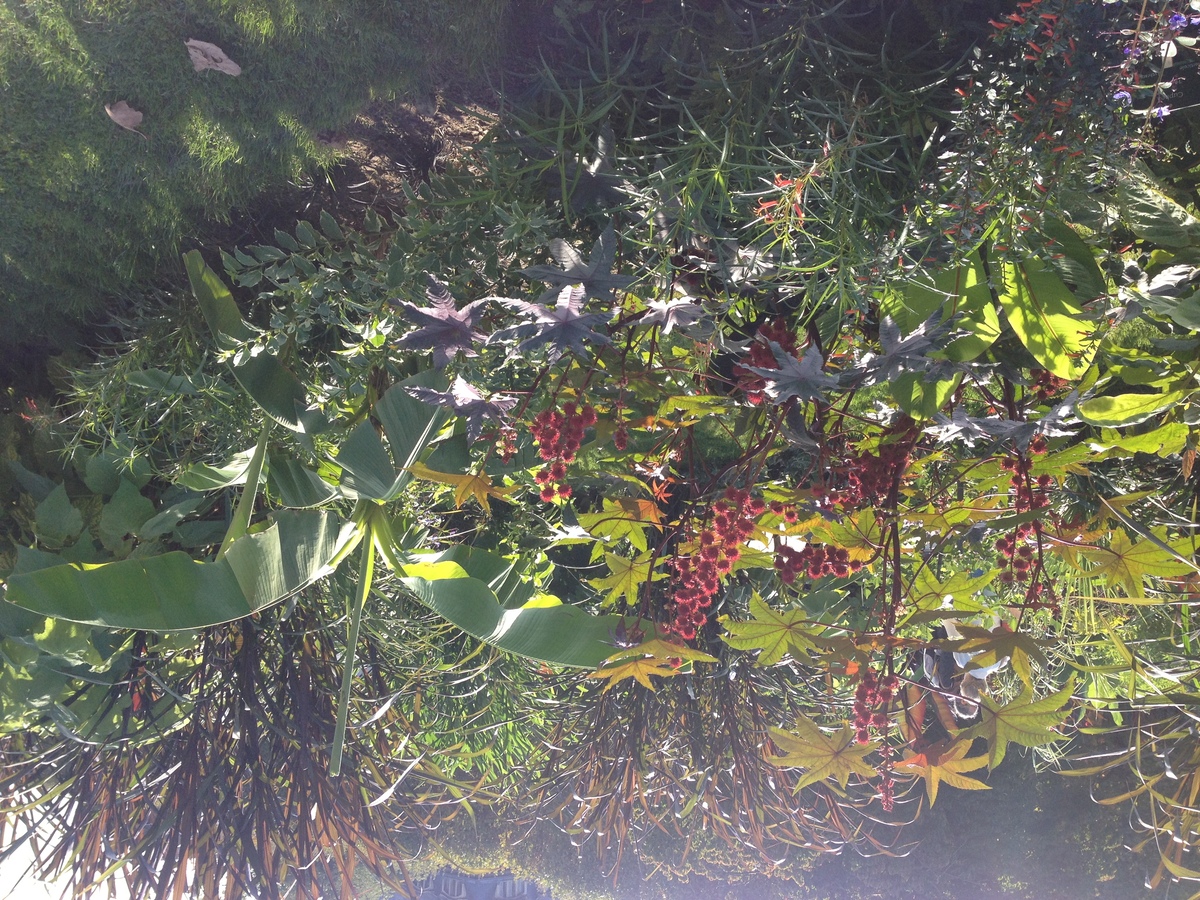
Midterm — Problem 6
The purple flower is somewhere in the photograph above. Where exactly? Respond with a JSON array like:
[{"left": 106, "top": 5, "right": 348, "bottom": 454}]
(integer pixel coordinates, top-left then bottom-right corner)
[
  {"left": 1153, "top": 105, "right": 1172, "bottom": 120},
  {"left": 1113, "top": 90, "right": 1132, "bottom": 104},
  {"left": 1169, "top": 12, "right": 1188, "bottom": 30}
]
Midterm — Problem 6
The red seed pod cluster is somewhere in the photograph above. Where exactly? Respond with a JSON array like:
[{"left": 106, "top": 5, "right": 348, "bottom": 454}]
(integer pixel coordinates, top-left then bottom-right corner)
[
  {"left": 1031, "top": 369, "right": 1069, "bottom": 403},
  {"left": 995, "top": 526, "right": 1039, "bottom": 584},
  {"left": 531, "top": 400, "right": 597, "bottom": 502},
  {"left": 667, "top": 486, "right": 763, "bottom": 640},
  {"left": 853, "top": 669, "right": 898, "bottom": 744},
  {"left": 998, "top": 443, "right": 1051, "bottom": 516},
  {"left": 816, "top": 421, "right": 918, "bottom": 511},
  {"left": 815, "top": 443, "right": 910, "bottom": 510},
  {"left": 773, "top": 543, "right": 859, "bottom": 584},
  {"left": 733, "top": 318, "right": 799, "bottom": 404}
]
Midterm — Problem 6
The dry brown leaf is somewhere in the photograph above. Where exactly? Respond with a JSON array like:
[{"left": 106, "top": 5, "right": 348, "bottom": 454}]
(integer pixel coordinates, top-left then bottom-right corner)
[
  {"left": 105, "top": 101, "right": 146, "bottom": 137},
  {"left": 185, "top": 39, "right": 242, "bottom": 76}
]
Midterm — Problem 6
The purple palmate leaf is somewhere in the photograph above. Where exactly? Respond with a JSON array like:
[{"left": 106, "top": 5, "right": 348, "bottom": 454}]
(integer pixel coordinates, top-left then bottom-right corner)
[
  {"left": 638, "top": 297, "right": 704, "bottom": 334},
  {"left": 491, "top": 284, "right": 611, "bottom": 363},
  {"left": 740, "top": 343, "right": 839, "bottom": 404},
  {"left": 394, "top": 275, "right": 490, "bottom": 369},
  {"left": 406, "top": 375, "right": 517, "bottom": 443},
  {"left": 519, "top": 224, "right": 635, "bottom": 306}
]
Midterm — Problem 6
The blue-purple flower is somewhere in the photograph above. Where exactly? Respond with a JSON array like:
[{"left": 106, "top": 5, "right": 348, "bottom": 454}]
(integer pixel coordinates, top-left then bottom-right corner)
[{"left": 1113, "top": 90, "right": 1132, "bottom": 104}]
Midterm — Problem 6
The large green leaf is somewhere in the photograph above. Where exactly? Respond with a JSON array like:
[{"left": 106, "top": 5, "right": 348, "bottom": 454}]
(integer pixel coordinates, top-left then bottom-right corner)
[
  {"left": 5, "top": 510, "right": 353, "bottom": 630},
  {"left": 399, "top": 551, "right": 657, "bottom": 668},
  {"left": 336, "top": 375, "right": 448, "bottom": 501},
  {"left": 1116, "top": 164, "right": 1200, "bottom": 248},
  {"left": 888, "top": 252, "right": 1001, "bottom": 362},
  {"left": 1076, "top": 389, "right": 1189, "bottom": 427},
  {"left": 997, "top": 258, "right": 1097, "bottom": 380}
]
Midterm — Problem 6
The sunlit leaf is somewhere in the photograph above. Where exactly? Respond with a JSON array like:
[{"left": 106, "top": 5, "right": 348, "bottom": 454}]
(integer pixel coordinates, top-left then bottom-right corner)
[
  {"left": 767, "top": 716, "right": 878, "bottom": 791},
  {"left": 720, "top": 593, "right": 825, "bottom": 665},
  {"left": 962, "top": 680, "right": 1074, "bottom": 769},
  {"left": 588, "top": 639, "right": 715, "bottom": 692},
  {"left": 589, "top": 552, "right": 664, "bottom": 608},
  {"left": 894, "top": 738, "right": 990, "bottom": 805},
  {"left": 407, "top": 462, "right": 517, "bottom": 515}
]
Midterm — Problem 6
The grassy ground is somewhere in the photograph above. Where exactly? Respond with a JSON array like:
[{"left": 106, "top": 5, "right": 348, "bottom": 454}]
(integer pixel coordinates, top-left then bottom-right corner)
[{"left": 0, "top": 0, "right": 508, "bottom": 351}]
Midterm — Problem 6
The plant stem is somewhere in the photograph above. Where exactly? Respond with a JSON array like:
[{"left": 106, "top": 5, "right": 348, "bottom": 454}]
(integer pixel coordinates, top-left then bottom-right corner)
[{"left": 331, "top": 521, "right": 376, "bottom": 777}]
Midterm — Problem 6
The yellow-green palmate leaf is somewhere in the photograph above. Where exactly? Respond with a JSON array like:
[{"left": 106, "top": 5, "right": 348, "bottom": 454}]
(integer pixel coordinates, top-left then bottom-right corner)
[
  {"left": 767, "top": 715, "right": 879, "bottom": 791},
  {"left": 576, "top": 498, "right": 663, "bottom": 553},
  {"left": 962, "top": 680, "right": 1075, "bottom": 769},
  {"left": 587, "top": 639, "right": 717, "bottom": 692},
  {"left": 948, "top": 623, "right": 1054, "bottom": 687},
  {"left": 719, "top": 592, "right": 829, "bottom": 665},
  {"left": 407, "top": 462, "right": 517, "bottom": 516},
  {"left": 893, "top": 738, "right": 990, "bottom": 806},
  {"left": 1073, "top": 530, "right": 1195, "bottom": 600},
  {"left": 589, "top": 552, "right": 664, "bottom": 608}
]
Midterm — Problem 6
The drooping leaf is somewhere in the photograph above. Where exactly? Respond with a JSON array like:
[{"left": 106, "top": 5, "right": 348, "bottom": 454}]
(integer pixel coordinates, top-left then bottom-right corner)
[
  {"left": 767, "top": 717, "right": 879, "bottom": 791},
  {"left": 996, "top": 258, "right": 1097, "bottom": 380},
  {"left": 894, "top": 738, "right": 990, "bottom": 805},
  {"left": 393, "top": 276, "right": 490, "bottom": 369},
  {"left": 518, "top": 224, "right": 635, "bottom": 305},
  {"left": 1076, "top": 389, "right": 1188, "bottom": 427},
  {"left": 6, "top": 510, "right": 354, "bottom": 630},
  {"left": 720, "top": 593, "right": 825, "bottom": 665},
  {"left": 399, "top": 554, "right": 660, "bottom": 668},
  {"left": 493, "top": 284, "right": 611, "bottom": 362},
  {"left": 406, "top": 375, "right": 516, "bottom": 443},
  {"left": 961, "top": 680, "right": 1074, "bottom": 768},
  {"left": 407, "top": 462, "right": 517, "bottom": 516}
]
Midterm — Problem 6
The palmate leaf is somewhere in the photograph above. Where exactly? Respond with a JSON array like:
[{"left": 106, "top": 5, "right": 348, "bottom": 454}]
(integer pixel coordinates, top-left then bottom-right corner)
[
  {"left": 405, "top": 375, "right": 516, "bottom": 443},
  {"left": 894, "top": 738, "right": 990, "bottom": 805},
  {"left": 947, "top": 624, "right": 1053, "bottom": 687},
  {"left": 961, "top": 680, "right": 1074, "bottom": 769},
  {"left": 843, "top": 312, "right": 960, "bottom": 388},
  {"left": 518, "top": 224, "right": 635, "bottom": 305},
  {"left": 741, "top": 343, "right": 839, "bottom": 404},
  {"left": 492, "top": 284, "right": 611, "bottom": 363},
  {"left": 393, "top": 275, "right": 490, "bottom": 369},
  {"left": 589, "top": 552, "right": 664, "bottom": 608},
  {"left": 406, "top": 462, "right": 517, "bottom": 516},
  {"left": 720, "top": 593, "right": 826, "bottom": 665},
  {"left": 767, "top": 716, "right": 878, "bottom": 791},
  {"left": 1076, "top": 530, "right": 1195, "bottom": 600},
  {"left": 638, "top": 297, "right": 704, "bottom": 334},
  {"left": 587, "top": 639, "right": 717, "bottom": 692},
  {"left": 576, "top": 498, "right": 663, "bottom": 553}
]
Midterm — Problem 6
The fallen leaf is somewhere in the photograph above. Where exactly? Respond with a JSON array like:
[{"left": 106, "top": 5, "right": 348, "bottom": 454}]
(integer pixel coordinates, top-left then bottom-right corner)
[
  {"left": 185, "top": 39, "right": 242, "bottom": 76},
  {"left": 105, "top": 101, "right": 146, "bottom": 136}
]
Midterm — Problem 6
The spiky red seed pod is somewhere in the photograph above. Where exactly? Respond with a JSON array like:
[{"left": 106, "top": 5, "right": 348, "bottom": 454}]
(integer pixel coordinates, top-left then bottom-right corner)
[
  {"left": 540, "top": 486, "right": 556, "bottom": 502},
  {"left": 557, "top": 484, "right": 572, "bottom": 499}
]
